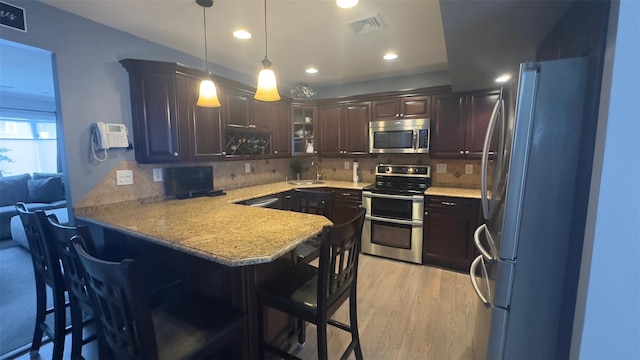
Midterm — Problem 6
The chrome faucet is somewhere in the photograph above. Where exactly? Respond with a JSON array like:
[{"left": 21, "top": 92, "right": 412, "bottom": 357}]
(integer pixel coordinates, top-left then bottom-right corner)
[{"left": 311, "top": 161, "right": 321, "bottom": 181}]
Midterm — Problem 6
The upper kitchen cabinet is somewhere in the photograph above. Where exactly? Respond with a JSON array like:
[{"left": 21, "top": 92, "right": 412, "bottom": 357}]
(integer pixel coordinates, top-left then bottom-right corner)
[
  {"left": 119, "top": 59, "right": 224, "bottom": 163},
  {"left": 222, "top": 89, "right": 258, "bottom": 130},
  {"left": 291, "top": 104, "right": 317, "bottom": 156},
  {"left": 253, "top": 100, "right": 291, "bottom": 157},
  {"left": 372, "top": 95, "right": 431, "bottom": 120},
  {"left": 319, "top": 101, "right": 370, "bottom": 156},
  {"left": 431, "top": 89, "right": 499, "bottom": 158}
]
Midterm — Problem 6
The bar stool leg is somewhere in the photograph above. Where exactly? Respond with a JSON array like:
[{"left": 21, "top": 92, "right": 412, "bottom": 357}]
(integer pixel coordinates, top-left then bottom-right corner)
[
  {"left": 30, "top": 277, "right": 47, "bottom": 355},
  {"left": 52, "top": 287, "right": 66, "bottom": 360},
  {"left": 70, "top": 297, "right": 84, "bottom": 360},
  {"left": 297, "top": 318, "right": 306, "bottom": 346},
  {"left": 349, "top": 290, "right": 363, "bottom": 360},
  {"left": 317, "top": 319, "right": 328, "bottom": 360}
]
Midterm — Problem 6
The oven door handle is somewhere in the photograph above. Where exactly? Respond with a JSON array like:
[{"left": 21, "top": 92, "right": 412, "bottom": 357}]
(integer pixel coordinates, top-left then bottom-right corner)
[
  {"left": 362, "top": 192, "right": 424, "bottom": 202},
  {"left": 366, "top": 215, "right": 422, "bottom": 226}
]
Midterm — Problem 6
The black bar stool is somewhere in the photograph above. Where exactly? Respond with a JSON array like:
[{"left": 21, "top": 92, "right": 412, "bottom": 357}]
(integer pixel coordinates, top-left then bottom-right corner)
[
  {"left": 15, "top": 203, "right": 69, "bottom": 360},
  {"left": 257, "top": 207, "right": 366, "bottom": 360},
  {"left": 70, "top": 235, "right": 246, "bottom": 359}
]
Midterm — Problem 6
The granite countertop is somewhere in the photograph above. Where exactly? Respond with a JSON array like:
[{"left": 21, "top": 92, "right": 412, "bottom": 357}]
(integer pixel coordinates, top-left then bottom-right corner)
[
  {"left": 75, "top": 181, "right": 370, "bottom": 267},
  {"left": 425, "top": 186, "right": 482, "bottom": 199}
]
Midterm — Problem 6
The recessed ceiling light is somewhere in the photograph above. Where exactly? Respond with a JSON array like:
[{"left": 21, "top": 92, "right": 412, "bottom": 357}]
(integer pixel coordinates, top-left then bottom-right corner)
[
  {"left": 383, "top": 53, "right": 398, "bottom": 60},
  {"left": 305, "top": 68, "right": 318, "bottom": 74},
  {"left": 336, "top": 0, "right": 358, "bottom": 9},
  {"left": 495, "top": 74, "right": 511, "bottom": 83},
  {"left": 233, "top": 29, "right": 252, "bottom": 40}
]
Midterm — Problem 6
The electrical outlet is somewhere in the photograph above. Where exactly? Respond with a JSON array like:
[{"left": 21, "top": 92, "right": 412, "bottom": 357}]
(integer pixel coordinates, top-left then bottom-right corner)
[
  {"left": 116, "top": 170, "right": 133, "bottom": 185},
  {"left": 344, "top": 161, "right": 350, "bottom": 170},
  {"left": 436, "top": 163, "right": 447, "bottom": 174},
  {"left": 153, "top": 168, "right": 163, "bottom": 182},
  {"left": 465, "top": 164, "right": 473, "bottom": 175},
  {"left": 245, "top": 163, "right": 251, "bottom": 173}
]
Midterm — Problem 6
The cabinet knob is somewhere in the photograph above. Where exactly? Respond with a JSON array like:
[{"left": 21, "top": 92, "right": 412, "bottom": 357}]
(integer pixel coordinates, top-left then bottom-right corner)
[
  {"left": 395, "top": 114, "right": 400, "bottom": 118},
  {"left": 274, "top": 150, "right": 278, "bottom": 154},
  {"left": 173, "top": 152, "right": 179, "bottom": 157},
  {"left": 465, "top": 150, "right": 470, "bottom": 154},
  {"left": 222, "top": 151, "right": 226, "bottom": 155},
  {"left": 400, "top": 113, "right": 404, "bottom": 117},
  {"left": 314, "top": 151, "right": 317, "bottom": 154},
  {"left": 459, "top": 150, "right": 464, "bottom": 155}
]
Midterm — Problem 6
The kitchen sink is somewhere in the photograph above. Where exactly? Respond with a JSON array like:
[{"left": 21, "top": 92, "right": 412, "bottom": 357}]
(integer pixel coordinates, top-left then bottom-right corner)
[{"left": 288, "top": 180, "right": 324, "bottom": 185}]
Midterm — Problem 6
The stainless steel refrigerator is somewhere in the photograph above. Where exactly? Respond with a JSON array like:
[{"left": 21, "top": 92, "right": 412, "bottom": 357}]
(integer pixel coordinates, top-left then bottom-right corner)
[{"left": 469, "top": 57, "right": 590, "bottom": 360}]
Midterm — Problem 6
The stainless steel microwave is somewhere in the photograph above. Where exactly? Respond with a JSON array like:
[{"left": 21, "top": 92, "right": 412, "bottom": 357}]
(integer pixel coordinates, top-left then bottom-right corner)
[{"left": 369, "top": 118, "right": 430, "bottom": 154}]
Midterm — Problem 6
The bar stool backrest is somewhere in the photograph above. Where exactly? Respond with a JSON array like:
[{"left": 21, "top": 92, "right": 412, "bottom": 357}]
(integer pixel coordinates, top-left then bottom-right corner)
[
  {"left": 317, "top": 207, "right": 366, "bottom": 313},
  {"left": 291, "top": 188, "right": 335, "bottom": 217},
  {"left": 16, "top": 203, "right": 63, "bottom": 288},
  {"left": 71, "top": 236, "right": 158, "bottom": 360}
]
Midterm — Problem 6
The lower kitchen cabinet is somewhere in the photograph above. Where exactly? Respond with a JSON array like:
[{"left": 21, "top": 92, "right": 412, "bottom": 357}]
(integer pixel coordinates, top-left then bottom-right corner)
[
  {"left": 330, "top": 188, "right": 362, "bottom": 225},
  {"left": 423, "top": 196, "right": 480, "bottom": 272}
]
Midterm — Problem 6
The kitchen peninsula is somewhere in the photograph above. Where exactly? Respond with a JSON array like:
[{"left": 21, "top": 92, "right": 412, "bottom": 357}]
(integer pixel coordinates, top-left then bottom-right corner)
[{"left": 74, "top": 180, "right": 368, "bottom": 358}]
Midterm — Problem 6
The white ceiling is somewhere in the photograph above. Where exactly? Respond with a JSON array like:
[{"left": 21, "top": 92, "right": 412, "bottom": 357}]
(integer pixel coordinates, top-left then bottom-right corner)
[
  {"left": 37, "top": 0, "right": 449, "bottom": 88},
  {"left": 0, "top": 0, "right": 576, "bottom": 100}
]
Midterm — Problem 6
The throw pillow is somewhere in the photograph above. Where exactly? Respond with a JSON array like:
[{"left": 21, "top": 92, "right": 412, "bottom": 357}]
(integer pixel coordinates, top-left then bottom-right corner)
[
  {"left": 27, "top": 177, "right": 66, "bottom": 203},
  {"left": 0, "top": 173, "right": 31, "bottom": 206}
]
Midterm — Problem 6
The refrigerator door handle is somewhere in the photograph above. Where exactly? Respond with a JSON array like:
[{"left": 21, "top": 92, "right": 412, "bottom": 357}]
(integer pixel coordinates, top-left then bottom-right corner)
[
  {"left": 470, "top": 255, "right": 491, "bottom": 306},
  {"left": 474, "top": 224, "right": 497, "bottom": 261},
  {"left": 481, "top": 96, "right": 503, "bottom": 219}
]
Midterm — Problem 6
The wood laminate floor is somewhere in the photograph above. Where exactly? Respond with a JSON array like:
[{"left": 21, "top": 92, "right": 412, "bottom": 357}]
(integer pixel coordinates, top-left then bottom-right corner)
[{"left": 287, "top": 254, "right": 477, "bottom": 360}]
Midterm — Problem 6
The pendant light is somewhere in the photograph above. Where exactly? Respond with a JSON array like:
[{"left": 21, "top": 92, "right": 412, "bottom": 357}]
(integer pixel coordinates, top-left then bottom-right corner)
[
  {"left": 254, "top": 0, "right": 281, "bottom": 102},
  {"left": 196, "top": 0, "right": 221, "bottom": 107}
]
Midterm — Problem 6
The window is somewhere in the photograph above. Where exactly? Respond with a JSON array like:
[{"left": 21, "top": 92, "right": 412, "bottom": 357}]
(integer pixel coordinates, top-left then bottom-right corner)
[{"left": 0, "top": 108, "right": 58, "bottom": 176}]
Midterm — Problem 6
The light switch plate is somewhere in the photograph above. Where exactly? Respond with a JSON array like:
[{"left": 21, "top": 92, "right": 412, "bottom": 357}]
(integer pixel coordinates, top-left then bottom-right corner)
[
  {"left": 153, "top": 168, "right": 163, "bottom": 182},
  {"left": 436, "top": 163, "right": 447, "bottom": 174},
  {"left": 245, "top": 163, "right": 251, "bottom": 173},
  {"left": 344, "top": 161, "right": 350, "bottom": 170},
  {"left": 465, "top": 164, "right": 473, "bottom": 175},
  {"left": 116, "top": 170, "right": 133, "bottom": 185}
]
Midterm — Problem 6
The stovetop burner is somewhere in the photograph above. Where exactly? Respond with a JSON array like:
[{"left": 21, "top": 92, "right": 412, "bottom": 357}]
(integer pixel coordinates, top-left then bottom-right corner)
[{"left": 364, "top": 164, "right": 431, "bottom": 195}]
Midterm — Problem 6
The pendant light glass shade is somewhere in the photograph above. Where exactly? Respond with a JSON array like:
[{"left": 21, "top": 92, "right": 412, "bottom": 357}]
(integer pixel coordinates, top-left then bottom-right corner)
[
  {"left": 197, "top": 79, "right": 221, "bottom": 107},
  {"left": 254, "top": 0, "right": 280, "bottom": 102},
  {"left": 255, "top": 58, "right": 281, "bottom": 101},
  {"left": 196, "top": 0, "right": 221, "bottom": 108}
]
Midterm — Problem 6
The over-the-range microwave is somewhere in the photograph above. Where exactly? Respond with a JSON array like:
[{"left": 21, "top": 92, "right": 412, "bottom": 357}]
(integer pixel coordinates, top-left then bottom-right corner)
[{"left": 369, "top": 118, "right": 430, "bottom": 154}]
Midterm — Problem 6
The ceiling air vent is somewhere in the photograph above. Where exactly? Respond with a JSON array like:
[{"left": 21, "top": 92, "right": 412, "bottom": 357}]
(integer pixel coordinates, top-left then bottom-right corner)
[{"left": 349, "top": 13, "right": 387, "bottom": 35}]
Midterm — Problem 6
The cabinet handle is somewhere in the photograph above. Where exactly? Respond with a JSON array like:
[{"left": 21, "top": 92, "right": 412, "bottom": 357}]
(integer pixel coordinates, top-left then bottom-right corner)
[
  {"left": 441, "top": 201, "right": 457, "bottom": 206},
  {"left": 173, "top": 152, "right": 179, "bottom": 157},
  {"left": 342, "top": 193, "right": 351, "bottom": 196}
]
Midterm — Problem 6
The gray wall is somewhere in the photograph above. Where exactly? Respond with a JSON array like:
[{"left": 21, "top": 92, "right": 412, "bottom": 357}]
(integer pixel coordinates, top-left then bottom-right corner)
[
  {"left": 572, "top": 0, "right": 640, "bottom": 358},
  {"left": 0, "top": 0, "right": 252, "bottom": 206}
]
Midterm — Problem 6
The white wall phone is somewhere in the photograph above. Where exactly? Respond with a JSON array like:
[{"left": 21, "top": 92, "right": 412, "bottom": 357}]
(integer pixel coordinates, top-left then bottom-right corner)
[{"left": 91, "top": 122, "right": 130, "bottom": 161}]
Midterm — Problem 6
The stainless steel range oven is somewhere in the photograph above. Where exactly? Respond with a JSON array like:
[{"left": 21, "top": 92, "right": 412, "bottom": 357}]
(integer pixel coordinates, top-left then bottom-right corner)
[{"left": 362, "top": 164, "right": 431, "bottom": 264}]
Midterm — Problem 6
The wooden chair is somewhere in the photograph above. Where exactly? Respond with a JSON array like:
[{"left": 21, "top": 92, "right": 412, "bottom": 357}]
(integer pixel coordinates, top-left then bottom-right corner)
[
  {"left": 70, "top": 235, "right": 246, "bottom": 360},
  {"left": 15, "top": 203, "right": 69, "bottom": 360},
  {"left": 257, "top": 207, "right": 366, "bottom": 360},
  {"left": 291, "top": 188, "right": 335, "bottom": 264},
  {"left": 46, "top": 216, "right": 101, "bottom": 359}
]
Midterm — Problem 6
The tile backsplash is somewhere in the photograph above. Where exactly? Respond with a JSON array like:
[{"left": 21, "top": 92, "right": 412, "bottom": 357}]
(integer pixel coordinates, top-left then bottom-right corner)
[{"left": 77, "top": 156, "right": 482, "bottom": 207}]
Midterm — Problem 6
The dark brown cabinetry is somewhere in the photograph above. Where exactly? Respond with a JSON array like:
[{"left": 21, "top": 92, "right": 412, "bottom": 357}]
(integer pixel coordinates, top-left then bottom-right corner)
[
  {"left": 120, "top": 59, "right": 224, "bottom": 163},
  {"left": 330, "top": 188, "right": 362, "bottom": 225},
  {"left": 319, "top": 102, "right": 370, "bottom": 156},
  {"left": 423, "top": 196, "right": 480, "bottom": 272},
  {"left": 222, "top": 90, "right": 256, "bottom": 129},
  {"left": 270, "top": 102, "right": 291, "bottom": 157},
  {"left": 372, "top": 95, "right": 431, "bottom": 120},
  {"left": 431, "top": 89, "right": 499, "bottom": 158},
  {"left": 291, "top": 105, "right": 317, "bottom": 156}
]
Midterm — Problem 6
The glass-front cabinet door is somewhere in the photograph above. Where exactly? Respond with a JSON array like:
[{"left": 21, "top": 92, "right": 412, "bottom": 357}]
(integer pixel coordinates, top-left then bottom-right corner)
[{"left": 291, "top": 105, "right": 317, "bottom": 156}]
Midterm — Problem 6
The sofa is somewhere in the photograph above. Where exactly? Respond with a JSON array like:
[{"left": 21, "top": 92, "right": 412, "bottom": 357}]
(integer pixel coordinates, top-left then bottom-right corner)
[{"left": 0, "top": 172, "right": 68, "bottom": 241}]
